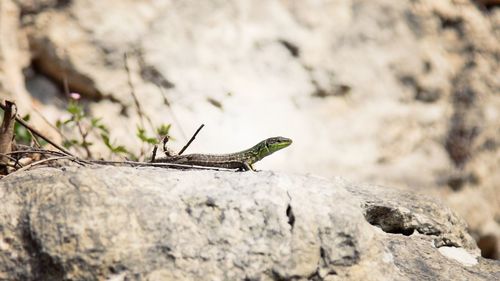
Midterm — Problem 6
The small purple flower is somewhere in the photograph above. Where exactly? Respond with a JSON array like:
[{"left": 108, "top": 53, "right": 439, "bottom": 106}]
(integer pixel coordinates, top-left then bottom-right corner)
[{"left": 69, "top": 92, "right": 81, "bottom": 100}]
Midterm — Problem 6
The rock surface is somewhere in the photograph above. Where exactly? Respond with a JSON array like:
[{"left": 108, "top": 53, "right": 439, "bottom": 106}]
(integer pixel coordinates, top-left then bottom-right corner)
[
  {"left": 0, "top": 0, "right": 499, "bottom": 259},
  {"left": 0, "top": 166, "right": 498, "bottom": 280}
]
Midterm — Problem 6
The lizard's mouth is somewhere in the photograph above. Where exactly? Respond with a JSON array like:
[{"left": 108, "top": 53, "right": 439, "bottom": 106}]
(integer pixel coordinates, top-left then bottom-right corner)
[
  {"left": 269, "top": 137, "right": 292, "bottom": 152},
  {"left": 279, "top": 138, "right": 292, "bottom": 148}
]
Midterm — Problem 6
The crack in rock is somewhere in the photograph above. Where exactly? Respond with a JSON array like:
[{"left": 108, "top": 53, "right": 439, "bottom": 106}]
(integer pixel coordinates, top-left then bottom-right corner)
[{"left": 286, "top": 203, "right": 295, "bottom": 231}]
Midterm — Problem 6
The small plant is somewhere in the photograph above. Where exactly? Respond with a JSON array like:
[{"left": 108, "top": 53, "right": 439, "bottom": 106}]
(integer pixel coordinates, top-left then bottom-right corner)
[
  {"left": 56, "top": 96, "right": 133, "bottom": 159},
  {"left": 156, "top": 124, "right": 172, "bottom": 137},
  {"left": 57, "top": 99, "right": 96, "bottom": 158},
  {"left": 56, "top": 94, "right": 172, "bottom": 160},
  {"left": 0, "top": 107, "right": 45, "bottom": 147},
  {"left": 137, "top": 126, "right": 158, "bottom": 145},
  {"left": 14, "top": 114, "right": 33, "bottom": 145}
]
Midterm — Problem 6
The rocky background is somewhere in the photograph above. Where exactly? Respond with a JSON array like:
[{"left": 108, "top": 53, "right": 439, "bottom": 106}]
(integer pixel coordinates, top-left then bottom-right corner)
[{"left": 0, "top": 0, "right": 499, "bottom": 262}]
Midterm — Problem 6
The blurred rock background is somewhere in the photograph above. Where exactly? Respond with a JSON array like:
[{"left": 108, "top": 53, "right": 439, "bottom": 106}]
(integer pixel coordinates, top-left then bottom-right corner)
[{"left": 0, "top": 0, "right": 498, "bottom": 259}]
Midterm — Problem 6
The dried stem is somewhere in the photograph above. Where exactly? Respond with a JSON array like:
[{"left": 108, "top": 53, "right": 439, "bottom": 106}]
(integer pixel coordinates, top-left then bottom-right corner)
[
  {"left": 0, "top": 100, "right": 16, "bottom": 172},
  {"left": 151, "top": 144, "right": 158, "bottom": 161},
  {"left": 32, "top": 106, "right": 66, "bottom": 139},
  {"left": 90, "top": 159, "right": 233, "bottom": 171},
  {"left": 178, "top": 124, "right": 204, "bottom": 155},
  {"left": 8, "top": 148, "right": 67, "bottom": 157},
  {"left": 0, "top": 100, "right": 74, "bottom": 156},
  {"left": 26, "top": 128, "right": 41, "bottom": 148},
  {"left": 0, "top": 153, "right": 23, "bottom": 168},
  {"left": 75, "top": 119, "right": 92, "bottom": 158},
  {"left": 2, "top": 156, "right": 80, "bottom": 179}
]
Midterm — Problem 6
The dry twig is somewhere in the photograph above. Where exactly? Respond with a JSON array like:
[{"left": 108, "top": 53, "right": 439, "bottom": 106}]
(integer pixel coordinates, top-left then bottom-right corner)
[
  {"left": 0, "top": 100, "right": 16, "bottom": 174},
  {"left": 90, "top": 159, "right": 233, "bottom": 171},
  {"left": 0, "top": 153, "right": 23, "bottom": 168},
  {"left": 178, "top": 124, "right": 205, "bottom": 155},
  {"left": 3, "top": 156, "right": 76, "bottom": 179},
  {"left": 0, "top": 100, "right": 74, "bottom": 156}
]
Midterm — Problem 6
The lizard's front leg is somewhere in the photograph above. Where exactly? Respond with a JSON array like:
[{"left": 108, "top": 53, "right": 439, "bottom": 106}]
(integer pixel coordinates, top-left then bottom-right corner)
[{"left": 242, "top": 162, "right": 255, "bottom": 172}]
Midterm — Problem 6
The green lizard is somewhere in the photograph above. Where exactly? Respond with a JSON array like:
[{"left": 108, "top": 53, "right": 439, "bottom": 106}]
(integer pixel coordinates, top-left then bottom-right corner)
[{"left": 152, "top": 136, "right": 292, "bottom": 171}]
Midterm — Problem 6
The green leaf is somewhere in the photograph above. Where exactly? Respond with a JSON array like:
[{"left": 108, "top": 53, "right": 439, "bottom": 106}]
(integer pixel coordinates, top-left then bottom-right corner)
[
  {"left": 156, "top": 123, "right": 171, "bottom": 136},
  {"left": 67, "top": 101, "right": 84, "bottom": 121},
  {"left": 136, "top": 127, "right": 157, "bottom": 144},
  {"left": 91, "top": 117, "right": 109, "bottom": 133},
  {"left": 63, "top": 139, "right": 78, "bottom": 148},
  {"left": 112, "top": 145, "right": 128, "bottom": 154},
  {"left": 100, "top": 133, "right": 131, "bottom": 156},
  {"left": 97, "top": 124, "right": 109, "bottom": 133},
  {"left": 10, "top": 113, "right": 34, "bottom": 144},
  {"left": 81, "top": 141, "right": 93, "bottom": 147},
  {"left": 14, "top": 125, "right": 31, "bottom": 144},
  {"left": 126, "top": 153, "right": 139, "bottom": 161},
  {"left": 67, "top": 103, "right": 80, "bottom": 115},
  {"left": 90, "top": 117, "right": 101, "bottom": 127},
  {"left": 101, "top": 133, "right": 112, "bottom": 148}
]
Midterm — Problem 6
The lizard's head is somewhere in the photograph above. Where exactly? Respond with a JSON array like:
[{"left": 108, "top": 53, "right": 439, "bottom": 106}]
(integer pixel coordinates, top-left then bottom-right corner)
[{"left": 256, "top": 136, "right": 292, "bottom": 159}]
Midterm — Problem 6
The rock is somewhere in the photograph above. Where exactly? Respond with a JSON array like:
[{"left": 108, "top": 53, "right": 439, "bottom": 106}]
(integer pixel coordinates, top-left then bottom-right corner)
[
  {"left": 14, "top": 0, "right": 69, "bottom": 15},
  {"left": 0, "top": 0, "right": 32, "bottom": 109},
  {"left": 0, "top": 0, "right": 65, "bottom": 142},
  {"left": 0, "top": 0, "right": 499, "bottom": 260},
  {"left": 0, "top": 166, "right": 498, "bottom": 280}
]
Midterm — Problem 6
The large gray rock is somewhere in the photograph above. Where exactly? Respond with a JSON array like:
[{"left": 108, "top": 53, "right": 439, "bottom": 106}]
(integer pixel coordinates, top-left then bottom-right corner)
[
  {"left": 0, "top": 166, "right": 498, "bottom": 280},
  {"left": 1, "top": 0, "right": 499, "bottom": 259}
]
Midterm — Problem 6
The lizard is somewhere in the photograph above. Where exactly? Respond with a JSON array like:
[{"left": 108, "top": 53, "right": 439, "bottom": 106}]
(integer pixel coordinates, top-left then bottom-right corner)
[{"left": 151, "top": 136, "right": 292, "bottom": 171}]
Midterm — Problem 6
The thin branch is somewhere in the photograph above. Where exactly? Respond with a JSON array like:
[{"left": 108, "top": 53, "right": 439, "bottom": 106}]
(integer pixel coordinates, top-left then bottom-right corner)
[
  {"left": 149, "top": 135, "right": 174, "bottom": 162},
  {"left": 151, "top": 144, "right": 158, "bottom": 161},
  {"left": 161, "top": 135, "right": 171, "bottom": 155},
  {"left": 26, "top": 128, "right": 42, "bottom": 148},
  {"left": 0, "top": 161, "right": 22, "bottom": 169},
  {"left": 178, "top": 124, "right": 204, "bottom": 155},
  {"left": 0, "top": 100, "right": 75, "bottom": 157},
  {"left": 32, "top": 106, "right": 66, "bottom": 138},
  {"left": 90, "top": 159, "right": 233, "bottom": 171},
  {"left": 7, "top": 148, "right": 90, "bottom": 166},
  {"left": 161, "top": 136, "right": 168, "bottom": 152},
  {"left": 75, "top": 119, "right": 92, "bottom": 158},
  {"left": 2, "top": 149, "right": 234, "bottom": 177},
  {"left": 3, "top": 156, "right": 74, "bottom": 178},
  {"left": 8, "top": 148, "right": 66, "bottom": 157},
  {"left": 0, "top": 153, "right": 24, "bottom": 168}
]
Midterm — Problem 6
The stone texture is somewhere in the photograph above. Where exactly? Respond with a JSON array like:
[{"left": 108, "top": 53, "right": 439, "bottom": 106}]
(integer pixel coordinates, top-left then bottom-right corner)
[
  {"left": 0, "top": 166, "right": 498, "bottom": 281},
  {"left": 0, "top": 0, "right": 499, "bottom": 259},
  {"left": 0, "top": 0, "right": 31, "bottom": 108}
]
